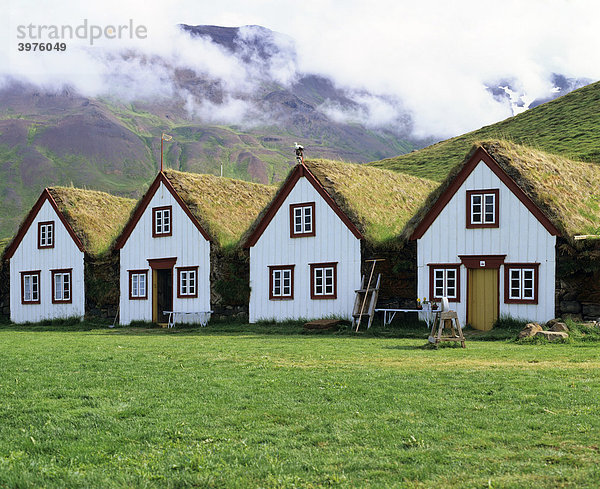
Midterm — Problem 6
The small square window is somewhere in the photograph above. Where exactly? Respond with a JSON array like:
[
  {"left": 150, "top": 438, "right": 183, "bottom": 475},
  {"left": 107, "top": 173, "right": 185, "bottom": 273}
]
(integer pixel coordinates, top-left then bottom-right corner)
[
  {"left": 466, "top": 190, "right": 499, "bottom": 228},
  {"left": 153, "top": 206, "right": 172, "bottom": 237},
  {"left": 310, "top": 262, "right": 337, "bottom": 300},
  {"left": 38, "top": 221, "right": 55, "bottom": 249},
  {"left": 269, "top": 265, "right": 294, "bottom": 300},
  {"left": 505, "top": 264, "right": 538, "bottom": 304},
  {"left": 177, "top": 267, "right": 198, "bottom": 298},
  {"left": 428, "top": 265, "right": 461, "bottom": 302},
  {"left": 289, "top": 203, "right": 316, "bottom": 238},
  {"left": 129, "top": 270, "right": 148, "bottom": 300}
]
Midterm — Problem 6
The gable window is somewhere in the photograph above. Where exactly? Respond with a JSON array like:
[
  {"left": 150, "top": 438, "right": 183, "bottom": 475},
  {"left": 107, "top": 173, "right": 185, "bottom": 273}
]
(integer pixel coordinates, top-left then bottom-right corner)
[
  {"left": 466, "top": 189, "right": 499, "bottom": 228},
  {"left": 153, "top": 206, "right": 172, "bottom": 237},
  {"left": 289, "top": 202, "right": 316, "bottom": 238},
  {"left": 269, "top": 265, "right": 294, "bottom": 300},
  {"left": 129, "top": 270, "right": 148, "bottom": 300},
  {"left": 310, "top": 262, "right": 337, "bottom": 300},
  {"left": 177, "top": 266, "right": 198, "bottom": 298},
  {"left": 428, "top": 265, "right": 460, "bottom": 302},
  {"left": 51, "top": 269, "right": 72, "bottom": 304},
  {"left": 504, "top": 263, "right": 539, "bottom": 304},
  {"left": 21, "top": 271, "right": 41, "bottom": 304},
  {"left": 38, "top": 221, "right": 55, "bottom": 249}
]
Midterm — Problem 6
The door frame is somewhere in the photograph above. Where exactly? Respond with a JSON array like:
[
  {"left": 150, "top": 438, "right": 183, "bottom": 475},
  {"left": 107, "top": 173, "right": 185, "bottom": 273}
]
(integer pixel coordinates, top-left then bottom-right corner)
[
  {"left": 459, "top": 255, "right": 505, "bottom": 327},
  {"left": 148, "top": 257, "right": 177, "bottom": 323}
]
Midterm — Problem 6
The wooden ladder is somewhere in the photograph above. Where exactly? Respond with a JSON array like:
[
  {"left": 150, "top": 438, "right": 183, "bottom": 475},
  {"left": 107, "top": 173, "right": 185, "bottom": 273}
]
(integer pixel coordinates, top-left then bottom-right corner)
[{"left": 352, "top": 259, "right": 384, "bottom": 332}]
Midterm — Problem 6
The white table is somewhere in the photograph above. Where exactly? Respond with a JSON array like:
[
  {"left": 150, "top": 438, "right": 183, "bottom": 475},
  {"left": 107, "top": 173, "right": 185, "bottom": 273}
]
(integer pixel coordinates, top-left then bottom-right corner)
[
  {"left": 375, "top": 304, "right": 434, "bottom": 326},
  {"left": 163, "top": 311, "right": 213, "bottom": 328}
]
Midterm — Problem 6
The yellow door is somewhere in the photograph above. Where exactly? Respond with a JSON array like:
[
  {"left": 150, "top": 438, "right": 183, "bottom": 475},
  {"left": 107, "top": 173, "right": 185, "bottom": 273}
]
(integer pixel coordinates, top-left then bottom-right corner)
[
  {"left": 152, "top": 270, "right": 158, "bottom": 323},
  {"left": 468, "top": 268, "right": 498, "bottom": 331}
]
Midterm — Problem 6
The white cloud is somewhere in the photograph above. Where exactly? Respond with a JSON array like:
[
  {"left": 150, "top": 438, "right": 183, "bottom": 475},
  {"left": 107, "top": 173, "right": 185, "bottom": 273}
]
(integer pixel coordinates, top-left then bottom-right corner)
[{"left": 1, "top": 0, "right": 599, "bottom": 139}]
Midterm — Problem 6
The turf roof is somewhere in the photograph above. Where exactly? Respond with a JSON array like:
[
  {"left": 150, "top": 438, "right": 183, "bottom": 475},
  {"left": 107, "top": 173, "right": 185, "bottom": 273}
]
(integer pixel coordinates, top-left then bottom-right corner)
[
  {"left": 401, "top": 140, "right": 600, "bottom": 241},
  {"left": 243, "top": 159, "right": 438, "bottom": 247},
  {"left": 48, "top": 187, "right": 137, "bottom": 257},
  {"left": 162, "top": 169, "right": 277, "bottom": 250}
]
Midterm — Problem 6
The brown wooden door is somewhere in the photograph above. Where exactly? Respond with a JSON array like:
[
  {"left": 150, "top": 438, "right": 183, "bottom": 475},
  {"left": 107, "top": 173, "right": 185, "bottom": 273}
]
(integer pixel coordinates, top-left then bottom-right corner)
[{"left": 468, "top": 268, "right": 498, "bottom": 331}]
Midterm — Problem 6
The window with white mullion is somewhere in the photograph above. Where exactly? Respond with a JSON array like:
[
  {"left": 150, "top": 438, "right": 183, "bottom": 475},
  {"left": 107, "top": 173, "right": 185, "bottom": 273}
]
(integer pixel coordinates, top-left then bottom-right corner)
[
  {"left": 484, "top": 194, "right": 495, "bottom": 223},
  {"left": 179, "top": 270, "right": 197, "bottom": 297},
  {"left": 471, "top": 194, "right": 483, "bottom": 224},
  {"left": 509, "top": 268, "right": 535, "bottom": 300},
  {"left": 432, "top": 268, "right": 457, "bottom": 299},
  {"left": 290, "top": 203, "right": 315, "bottom": 237},
  {"left": 23, "top": 274, "right": 40, "bottom": 302},
  {"left": 313, "top": 266, "right": 335, "bottom": 297},
  {"left": 270, "top": 267, "right": 293, "bottom": 299},
  {"left": 54, "top": 273, "right": 70, "bottom": 301}
]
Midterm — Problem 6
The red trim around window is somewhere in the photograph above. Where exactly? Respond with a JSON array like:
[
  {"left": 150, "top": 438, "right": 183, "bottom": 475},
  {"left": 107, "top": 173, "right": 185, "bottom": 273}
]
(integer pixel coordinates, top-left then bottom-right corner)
[
  {"left": 504, "top": 263, "right": 540, "bottom": 305},
  {"left": 128, "top": 269, "right": 148, "bottom": 300},
  {"left": 289, "top": 202, "right": 316, "bottom": 238},
  {"left": 309, "top": 262, "right": 337, "bottom": 300},
  {"left": 51, "top": 268, "right": 72, "bottom": 304},
  {"left": 428, "top": 264, "right": 461, "bottom": 302},
  {"left": 152, "top": 205, "right": 173, "bottom": 238},
  {"left": 268, "top": 265, "right": 295, "bottom": 300},
  {"left": 466, "top": 189, "right": 499, "bottom": 229},
  {"left": 177, "top": 266, "right": 199, "bottom": 298},
  {"left": 20, "top": 270, "right": 41, "bottom": 305},
  {"left": 37, "top": 221, "right": 55, "bottom": 249}
]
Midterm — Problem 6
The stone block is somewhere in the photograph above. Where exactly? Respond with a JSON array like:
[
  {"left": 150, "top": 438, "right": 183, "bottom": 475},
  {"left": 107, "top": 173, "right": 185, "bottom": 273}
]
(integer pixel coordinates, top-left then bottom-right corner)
[
  {"left": 549, "top": 322, "right": 569, "bottom": 333},
  {"left": 559, "top": 300, "right": 581, "bottom": 314},
  {"left": 535, "top": 331, "right": 568, "bottom": 341},
  {"left": 518, "top": 323, "right": 542, "bottom": 339}
]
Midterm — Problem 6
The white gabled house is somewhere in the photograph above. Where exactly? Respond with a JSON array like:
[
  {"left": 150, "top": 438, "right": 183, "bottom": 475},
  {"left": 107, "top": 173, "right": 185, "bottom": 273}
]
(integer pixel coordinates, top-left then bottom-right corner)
[
  {"left": 406, "top": 141, "right": 600, "bottom": 330},
  {"left": 244, "top": 162, "right": 364, "bottom": 322},
  {"left": 114, "top": 169, "right": 275, "bottom": 325},
  {"left": 114, "top": 172, "right": 212, "bottom": 325},
  {"left": 3, "top": 187, "right": 135, "bottom": 323}
]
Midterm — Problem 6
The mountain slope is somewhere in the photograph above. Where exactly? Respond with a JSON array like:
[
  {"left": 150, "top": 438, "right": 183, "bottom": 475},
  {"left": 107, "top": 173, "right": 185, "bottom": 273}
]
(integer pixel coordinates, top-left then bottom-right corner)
[{"left": 369, "top": 80, "right": 600, "bottom": 181}]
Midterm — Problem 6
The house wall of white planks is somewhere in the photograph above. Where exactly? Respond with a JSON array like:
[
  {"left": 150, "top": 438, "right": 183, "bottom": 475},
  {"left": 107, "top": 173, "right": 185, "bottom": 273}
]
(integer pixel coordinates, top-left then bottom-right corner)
[
  {"left": 119, "top": 182, "right": 210, "bottom": 325},
  {"left": 249, "top": 176, "right": 361, "bottom": 323},
  {"left": 417, "top": 160, "right": 556, "bottom": 324},
  {"left": 10, "top": 200, "right": 85, "bottom": 323}
]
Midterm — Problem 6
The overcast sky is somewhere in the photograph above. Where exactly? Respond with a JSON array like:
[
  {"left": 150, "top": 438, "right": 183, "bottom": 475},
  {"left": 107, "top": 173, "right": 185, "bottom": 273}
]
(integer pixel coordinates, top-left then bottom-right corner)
[{"left": 2, "top": 0, "right": 599, "bottom": 138}]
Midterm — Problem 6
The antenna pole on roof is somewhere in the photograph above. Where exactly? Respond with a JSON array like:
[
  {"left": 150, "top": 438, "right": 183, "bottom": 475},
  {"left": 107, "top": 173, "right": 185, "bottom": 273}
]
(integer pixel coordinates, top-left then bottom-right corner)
[
  {"left": 161, "top": 133, "right": 173, "bottom": 172},
  {"left": 294, "top": 142, "right": 304, "bottom": 165}
]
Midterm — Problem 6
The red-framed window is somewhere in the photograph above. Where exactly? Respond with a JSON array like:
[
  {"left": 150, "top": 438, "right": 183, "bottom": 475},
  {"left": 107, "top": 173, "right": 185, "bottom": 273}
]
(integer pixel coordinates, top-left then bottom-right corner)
[
  {"left": 177, "top": 266, "right": 198, "bottom": 298},
  {"left": 428, "top": 264, "right": 461, "bottom": 302},
  {"left": 51, "top": 269, "right": 72, "bottom": 304},
  {"left": 21, "top": 270, "right": 41, "bottom": 304},
  {"left": 504, "top": 263, "right": 539, "bottom": 304},
  {"left": 128, "top": 270, "right": 148, "bottom": 300},
  {"left": 289, "top": 202, "right": 315, "bottom": 238},
  {"left": 269, "top": 265, "right": 294, "bottom": 300},
  {"left": 152, "top": 206, "right": 172, "bottom": 237},
  {"left": 310, "top": 262, "right": 337, "bottom": 300},
  {"left": 38, "top": 221, "right": 55, "bottom": 249},
  {"left": 466, "top": 189, "right": 499, "bottom": 228}
]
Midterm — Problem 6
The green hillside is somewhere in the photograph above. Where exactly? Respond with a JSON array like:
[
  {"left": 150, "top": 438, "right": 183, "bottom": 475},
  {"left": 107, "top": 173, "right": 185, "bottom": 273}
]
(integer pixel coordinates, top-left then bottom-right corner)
[{"left": 369, "top": 80, "right": 600, "bottom": 181}]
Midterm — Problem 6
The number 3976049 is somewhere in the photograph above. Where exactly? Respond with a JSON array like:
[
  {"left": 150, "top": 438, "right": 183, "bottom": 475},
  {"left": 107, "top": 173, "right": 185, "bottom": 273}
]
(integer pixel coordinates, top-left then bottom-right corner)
[{"left": 17, "top": 43, "right": 67, "bottom": 52}]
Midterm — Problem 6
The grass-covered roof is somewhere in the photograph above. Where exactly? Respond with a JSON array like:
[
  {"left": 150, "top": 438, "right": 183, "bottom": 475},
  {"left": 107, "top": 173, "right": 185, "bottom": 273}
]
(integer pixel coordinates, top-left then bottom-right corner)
[
  {"left": 243, "top": 159, "right": 438, "bottom": 247},
  {"left": 163, "top": 169, "right": 277, "bottom": 250},
  {"left": 401, "top": 140, "right": 600, "bottom": 241},
  {"left": 48, "top": 187, "right": 137, "bottom": 257}
]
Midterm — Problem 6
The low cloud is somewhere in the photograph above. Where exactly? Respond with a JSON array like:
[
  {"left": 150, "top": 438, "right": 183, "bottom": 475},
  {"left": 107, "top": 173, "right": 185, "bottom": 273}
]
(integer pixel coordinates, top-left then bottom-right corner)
[{"left": 2, "top": 0, "right": 600, "bottom": 140}]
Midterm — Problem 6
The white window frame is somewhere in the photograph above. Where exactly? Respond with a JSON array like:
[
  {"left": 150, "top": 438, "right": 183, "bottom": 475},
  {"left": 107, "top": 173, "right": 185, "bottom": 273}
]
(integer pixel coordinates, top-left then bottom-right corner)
[
  {"left": 51, "top": 269, "right": 72, "bottom": 303},
  {"left": 432, "top": 267, "right": 458, "bottom": 300},
  {"left": 508, "top": 268, "right": 536, "bottom": 301},
  {"left": 130, "top": 272, "right": 147, "bottom": 299},
  {"left": 290, "top": 202, "right": 315, "bottom": 237},
  {"left": 22, "top": 272, "right": 40, "bottom": 303},
  {"left": 179, "top": 269, "right": 197, "bottom": 297},
  {"left": 470, "top": 192, "right": 496, "bottom": 225},
  {"left": 310, "top": 263, "right": 337, "bottom": 299},
  {"left": 38, "top": 222, "right": 54, "bottom": 248},
  {"left": 153, "top": 206, "right": 172, "bottom": 236}
]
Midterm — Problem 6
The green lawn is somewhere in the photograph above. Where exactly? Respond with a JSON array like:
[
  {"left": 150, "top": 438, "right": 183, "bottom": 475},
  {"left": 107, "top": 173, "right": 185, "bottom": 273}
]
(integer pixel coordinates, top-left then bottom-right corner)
[{"left": 0, "top": 322, "right": 599, "bottom": 488}]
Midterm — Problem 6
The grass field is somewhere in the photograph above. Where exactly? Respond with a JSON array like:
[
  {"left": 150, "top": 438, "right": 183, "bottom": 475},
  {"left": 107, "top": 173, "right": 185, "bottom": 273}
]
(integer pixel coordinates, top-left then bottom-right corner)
[{"left": 0, "top": 321, "right": 599, "bottom": 488}]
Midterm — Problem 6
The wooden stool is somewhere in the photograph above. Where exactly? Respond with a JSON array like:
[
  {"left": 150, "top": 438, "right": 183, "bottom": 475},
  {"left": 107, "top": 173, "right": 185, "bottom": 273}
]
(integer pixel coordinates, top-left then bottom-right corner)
[{"left": 428, "top": 310, "right": 466, "bottom": 348}]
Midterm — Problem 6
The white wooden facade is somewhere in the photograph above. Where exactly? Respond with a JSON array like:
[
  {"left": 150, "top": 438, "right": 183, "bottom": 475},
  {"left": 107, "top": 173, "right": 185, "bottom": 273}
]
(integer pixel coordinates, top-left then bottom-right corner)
[
  {"left": 414, "top": 149, "right": 558, "bottom": 328},
  {"left": 7, "top": 195, "right": 85, "bottom": 323},
  {"left": 247, "top": 165, "right": 362, "bottom": 323},
  {"left": 117, "top": 176, "right": 211, "bottom": 325}
]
